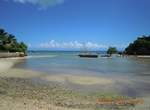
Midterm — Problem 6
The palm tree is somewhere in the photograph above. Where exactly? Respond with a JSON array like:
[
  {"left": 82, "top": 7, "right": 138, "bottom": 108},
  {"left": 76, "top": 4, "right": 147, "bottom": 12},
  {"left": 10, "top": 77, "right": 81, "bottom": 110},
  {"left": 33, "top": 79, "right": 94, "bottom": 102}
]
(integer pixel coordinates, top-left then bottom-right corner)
[{"left": 0, "top": 28, "right": 28, "bottom": 53}]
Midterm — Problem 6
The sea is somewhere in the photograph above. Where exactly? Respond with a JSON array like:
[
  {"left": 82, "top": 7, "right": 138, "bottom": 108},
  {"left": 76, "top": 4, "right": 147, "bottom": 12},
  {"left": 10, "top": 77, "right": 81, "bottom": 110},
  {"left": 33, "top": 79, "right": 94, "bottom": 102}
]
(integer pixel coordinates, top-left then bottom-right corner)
[{"left": 14, "top": 51, "right": 150, "bottom": 97}]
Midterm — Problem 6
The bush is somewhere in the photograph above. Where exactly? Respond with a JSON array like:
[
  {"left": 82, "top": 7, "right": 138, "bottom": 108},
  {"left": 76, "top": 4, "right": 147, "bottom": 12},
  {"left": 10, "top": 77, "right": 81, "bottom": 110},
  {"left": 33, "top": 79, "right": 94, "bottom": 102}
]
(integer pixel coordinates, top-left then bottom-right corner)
[{"left": 107, "top": 47, "right": 118, "bottom": 55}]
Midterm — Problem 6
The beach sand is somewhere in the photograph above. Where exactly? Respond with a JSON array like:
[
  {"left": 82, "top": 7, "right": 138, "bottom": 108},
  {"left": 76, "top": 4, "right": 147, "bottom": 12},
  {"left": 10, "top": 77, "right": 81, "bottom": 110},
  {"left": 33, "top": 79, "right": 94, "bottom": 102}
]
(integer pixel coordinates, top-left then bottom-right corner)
[{"left": 0, "top": 58, "right": 148, "bottom": 110}]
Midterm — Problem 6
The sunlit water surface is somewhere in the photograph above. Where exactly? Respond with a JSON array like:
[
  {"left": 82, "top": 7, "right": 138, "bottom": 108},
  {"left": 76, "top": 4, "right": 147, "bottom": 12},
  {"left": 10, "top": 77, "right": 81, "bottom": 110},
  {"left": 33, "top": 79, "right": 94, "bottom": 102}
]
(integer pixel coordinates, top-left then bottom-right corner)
[{"left": 14, "top": 51, "right": 150, "bottom": 97}]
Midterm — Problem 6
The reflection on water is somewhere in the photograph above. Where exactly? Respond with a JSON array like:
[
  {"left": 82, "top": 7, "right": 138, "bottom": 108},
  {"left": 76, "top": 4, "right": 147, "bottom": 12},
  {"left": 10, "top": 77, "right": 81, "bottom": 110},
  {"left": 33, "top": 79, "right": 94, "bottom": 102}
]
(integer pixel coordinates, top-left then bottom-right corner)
[{"left": 14, "top": 51, "right": 150, "bottom": 97}]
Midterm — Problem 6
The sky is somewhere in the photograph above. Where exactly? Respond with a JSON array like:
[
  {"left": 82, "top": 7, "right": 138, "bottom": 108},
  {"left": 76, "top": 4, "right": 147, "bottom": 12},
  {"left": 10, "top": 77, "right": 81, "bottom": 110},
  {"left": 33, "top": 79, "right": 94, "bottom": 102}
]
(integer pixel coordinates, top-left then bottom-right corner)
[{"left": 0, "top": 0, "right": 150, "bottom": 50}]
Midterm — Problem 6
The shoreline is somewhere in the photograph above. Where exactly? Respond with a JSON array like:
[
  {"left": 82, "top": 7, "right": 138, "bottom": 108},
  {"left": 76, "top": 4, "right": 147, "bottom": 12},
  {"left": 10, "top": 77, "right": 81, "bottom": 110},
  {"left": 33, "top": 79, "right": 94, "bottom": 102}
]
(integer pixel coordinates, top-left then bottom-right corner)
[
  {"left": 0, "top": 57, "right": 28, "bottom": 73},
  {"left": 0, "top": 58, "right": 149, "bottom": 110},
  {"left": 0, "top": 52, "right": 26, "bottom": 58},
  {"left": 137, "top": 55, "right": 150, "bottom": 58},
  {"left": 0, "top": 75, "right": 137, "bottom": 110}
]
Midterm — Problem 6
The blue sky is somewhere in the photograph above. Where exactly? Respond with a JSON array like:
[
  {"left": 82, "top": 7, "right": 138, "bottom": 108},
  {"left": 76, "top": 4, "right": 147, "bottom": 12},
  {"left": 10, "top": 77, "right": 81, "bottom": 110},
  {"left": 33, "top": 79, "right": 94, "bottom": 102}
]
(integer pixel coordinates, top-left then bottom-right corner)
[{"left": 0, "top": 0, "right": 150, "bottom": 50}]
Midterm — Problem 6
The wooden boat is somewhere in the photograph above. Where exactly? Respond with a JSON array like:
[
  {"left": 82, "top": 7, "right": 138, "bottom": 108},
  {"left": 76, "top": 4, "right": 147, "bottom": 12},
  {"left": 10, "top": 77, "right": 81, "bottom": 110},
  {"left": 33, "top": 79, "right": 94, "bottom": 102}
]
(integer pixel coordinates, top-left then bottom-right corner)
[
  {"left": 78, "top": 43, "right": 98, "bottom": 58},
  {"left": 78, "top": 54, "right": 98, "bottom": 58},
  {"left": 78, "top": 51, "right": 99, "bottom": 58}
]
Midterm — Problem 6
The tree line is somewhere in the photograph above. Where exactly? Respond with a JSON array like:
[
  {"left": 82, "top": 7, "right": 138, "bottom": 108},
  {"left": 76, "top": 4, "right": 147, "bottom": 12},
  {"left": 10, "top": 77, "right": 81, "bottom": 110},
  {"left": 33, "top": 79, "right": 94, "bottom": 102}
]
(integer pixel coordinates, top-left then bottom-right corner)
[
  {"left": 0, "top": 28, "right": 150, "bottom": 55},
  {"left": 0, "top": 28, "right": 27, "bottom": 54},
  {"left": 107, "top": 35, "right": 150, "bottom": 55},
  {"left": 125, "top": 35, "right": 150, "bottom": 55}
]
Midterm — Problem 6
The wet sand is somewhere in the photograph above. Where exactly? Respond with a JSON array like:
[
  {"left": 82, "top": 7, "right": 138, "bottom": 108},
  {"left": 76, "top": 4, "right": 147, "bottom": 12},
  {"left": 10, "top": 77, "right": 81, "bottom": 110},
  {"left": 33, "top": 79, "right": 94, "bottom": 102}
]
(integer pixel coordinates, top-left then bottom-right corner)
[{"left": 0, "top": 58, "right": 149, "bottom": 110}]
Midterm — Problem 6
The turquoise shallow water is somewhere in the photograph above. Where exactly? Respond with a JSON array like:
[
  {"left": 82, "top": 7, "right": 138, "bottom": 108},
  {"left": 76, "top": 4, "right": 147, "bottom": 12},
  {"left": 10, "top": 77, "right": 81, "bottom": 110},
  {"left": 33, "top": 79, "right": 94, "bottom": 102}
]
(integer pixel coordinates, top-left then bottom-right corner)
[
  {"left": 15, "top": 51, "right": 150, "bottom": 76},
  {"left": 14, "top": 51, "right": 150, "bottom": 97}
]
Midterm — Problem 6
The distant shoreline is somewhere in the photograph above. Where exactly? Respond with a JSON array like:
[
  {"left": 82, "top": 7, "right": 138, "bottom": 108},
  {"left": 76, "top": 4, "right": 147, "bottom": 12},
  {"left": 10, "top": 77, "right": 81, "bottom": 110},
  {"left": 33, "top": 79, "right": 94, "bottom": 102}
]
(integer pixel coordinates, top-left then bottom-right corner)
[
  {"left": 137, "top": 55, "right": 150, "bottom": 58},
  {"left": 126, "top": 55, "right": 150, "bottom": 58},
  {"left": 1, "top": 51, "right": 150, "bottom": 59},
  {"left": 0, "top": 52, "right": 26, "bottom": 58}
]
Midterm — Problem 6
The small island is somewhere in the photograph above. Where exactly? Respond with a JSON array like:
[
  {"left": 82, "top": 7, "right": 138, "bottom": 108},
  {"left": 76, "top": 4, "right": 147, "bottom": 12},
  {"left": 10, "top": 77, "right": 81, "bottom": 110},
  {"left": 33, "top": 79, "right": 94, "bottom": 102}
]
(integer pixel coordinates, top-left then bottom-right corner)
[{"left": 0, "top": 28, "right": 27, "bottom": 58}]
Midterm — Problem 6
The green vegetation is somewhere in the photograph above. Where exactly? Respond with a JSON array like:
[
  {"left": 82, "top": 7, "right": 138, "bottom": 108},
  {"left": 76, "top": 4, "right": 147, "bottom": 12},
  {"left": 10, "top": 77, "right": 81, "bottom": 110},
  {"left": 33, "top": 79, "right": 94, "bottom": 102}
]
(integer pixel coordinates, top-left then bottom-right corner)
[
  {"left": 125, "top": 35, "right": 150, "bottom": 55},
  {"left": 107, "top": 47, "right": 118, "bottom": 55},
  {"left": 0, "top": 28, "right": 27, "bottom": 54}
]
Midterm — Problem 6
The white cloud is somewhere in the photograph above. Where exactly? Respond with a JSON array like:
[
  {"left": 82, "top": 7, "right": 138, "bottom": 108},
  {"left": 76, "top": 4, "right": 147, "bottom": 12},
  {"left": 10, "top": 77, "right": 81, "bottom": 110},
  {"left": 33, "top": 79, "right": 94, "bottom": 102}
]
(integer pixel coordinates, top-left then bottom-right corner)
[
  {"left": 7, "top": 0, "right": 65, "bottom": 8},
  {"left": 38, "top": 40, "right": 108, "bottom": 50}
]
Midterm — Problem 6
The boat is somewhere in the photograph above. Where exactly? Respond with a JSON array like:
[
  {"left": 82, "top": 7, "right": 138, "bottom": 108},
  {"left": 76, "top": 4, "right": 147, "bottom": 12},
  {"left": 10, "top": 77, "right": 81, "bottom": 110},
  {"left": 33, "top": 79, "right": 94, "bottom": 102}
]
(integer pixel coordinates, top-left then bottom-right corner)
[
  {"left": 78, "top": 43, "right": 99, "bottom": 58},
  {"left": 78, "top": 53, "right": 98, "bottom": 58}
]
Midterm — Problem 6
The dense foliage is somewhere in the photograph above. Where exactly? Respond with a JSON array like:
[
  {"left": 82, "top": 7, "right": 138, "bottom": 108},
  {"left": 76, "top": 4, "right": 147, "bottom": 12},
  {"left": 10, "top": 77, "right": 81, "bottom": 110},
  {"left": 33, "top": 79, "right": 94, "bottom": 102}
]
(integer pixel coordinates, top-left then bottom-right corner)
[
  {"left": 125, "top": 36, "right": 150, "bottom": 55},
  {"left": 0, "top": 28, "right": 27, "bottom": 53},
  {"left": 107, "top": 47, "right": 118, "bottom": 55}
]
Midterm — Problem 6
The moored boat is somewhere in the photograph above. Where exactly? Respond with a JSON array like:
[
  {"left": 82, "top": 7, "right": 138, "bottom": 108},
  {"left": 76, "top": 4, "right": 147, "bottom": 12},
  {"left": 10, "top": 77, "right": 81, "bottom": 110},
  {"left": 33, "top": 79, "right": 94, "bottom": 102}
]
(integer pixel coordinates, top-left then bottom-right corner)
[
  {"left": 78, "top": 43, "right": 99, "bottom": 58},
  {"left": 78, "top": 54, "right": 98, "bottom": 58}
]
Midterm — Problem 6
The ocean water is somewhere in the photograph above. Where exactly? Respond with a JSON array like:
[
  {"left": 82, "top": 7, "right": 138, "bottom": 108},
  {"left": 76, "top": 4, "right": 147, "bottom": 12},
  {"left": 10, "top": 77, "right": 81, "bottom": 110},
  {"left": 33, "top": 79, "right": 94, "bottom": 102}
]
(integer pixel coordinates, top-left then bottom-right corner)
[
  {"left": 14, "top": 51, "right": 150, "bottom": 97},
  {"left": 15, "top": 51, "right": 150, "bottom": 76}
]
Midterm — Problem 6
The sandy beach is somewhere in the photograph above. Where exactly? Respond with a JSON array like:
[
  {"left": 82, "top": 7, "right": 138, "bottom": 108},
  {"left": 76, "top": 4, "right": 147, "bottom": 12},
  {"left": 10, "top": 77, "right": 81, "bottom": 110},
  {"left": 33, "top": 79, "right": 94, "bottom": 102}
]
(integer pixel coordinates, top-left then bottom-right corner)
[
  {"left": 0, "top": 58, "right": 149, "bottom": 110},
  {"left": 0, "top": 58, "right": 93, "bottom": 110}
]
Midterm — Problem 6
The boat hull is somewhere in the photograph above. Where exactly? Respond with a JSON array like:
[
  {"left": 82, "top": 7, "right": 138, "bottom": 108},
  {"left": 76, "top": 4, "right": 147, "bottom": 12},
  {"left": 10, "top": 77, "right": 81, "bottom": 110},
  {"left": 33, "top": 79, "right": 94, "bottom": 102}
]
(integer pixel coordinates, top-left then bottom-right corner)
[{"left": 78, "top": 54, "right": 98, "bottom": 58}]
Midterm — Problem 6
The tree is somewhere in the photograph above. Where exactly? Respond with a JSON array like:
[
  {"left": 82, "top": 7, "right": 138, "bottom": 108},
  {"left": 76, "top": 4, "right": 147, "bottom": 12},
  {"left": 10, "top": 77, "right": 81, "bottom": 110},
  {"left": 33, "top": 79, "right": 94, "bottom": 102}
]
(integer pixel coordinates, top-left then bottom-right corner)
[
  {"left": 0, "top": 28, "right": 28, "bottom": 54},
  {"left": 125, "top": 35, "right": 150, "bottom": 55},
  {"left": 107, "top": 47, "right": 118, "bottom": 55},
  {"left": 20, "top": 42, "right": 28, "bottom": 54}
]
